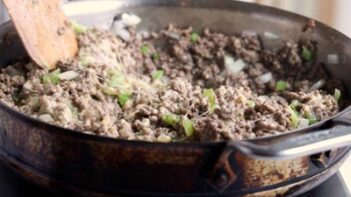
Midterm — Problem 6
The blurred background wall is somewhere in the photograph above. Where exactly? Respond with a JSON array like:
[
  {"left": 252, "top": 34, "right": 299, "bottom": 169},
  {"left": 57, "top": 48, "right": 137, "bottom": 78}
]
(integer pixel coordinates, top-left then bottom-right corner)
[
  {"left": 239, "top": 0, "right": 351, "bottom": 37},
  {"left": 1, "top": 0, "right": 351, "bottom": 37}
]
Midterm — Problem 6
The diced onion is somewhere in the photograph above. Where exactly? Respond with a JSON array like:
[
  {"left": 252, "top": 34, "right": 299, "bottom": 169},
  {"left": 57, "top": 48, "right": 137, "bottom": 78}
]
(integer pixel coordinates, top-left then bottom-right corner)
[
  {"left": 327, "top": 54, "right": 339, "bottom": 64},
  {"left": 225, "top": 55, "right": 246, "bottom": 73},
  {"left": 242, "top": 31, "right": 257, "bottom": 37},
  {"left": 156, "top": 134, "right": 172, "bottom": 143},
  {"left": 114, "top": 28, "right": 131, "bottom": 41},
  {"left": 59, "top": 71, "right": 79, "bottom": 81},
  {"left": 308, "top": 79, "right": 326, "bottom": 92},
  {"left": 334, "top": 88, "right": 341, "bottom": 102},
  {"left": 264, "top": 31, "right": 280, "bottom": 40},
  {"left": 258, "top": 72, "right": 273, "bottom": 84},
  {"left": 257, "top": 95, "right": 269, "bottom": 102},
  {"left": 121, "top": 13, "right": 141, "bottom": 27},
  {"left": 298, "top": 118, "right": 310, "bottom": 129},
  {"left": 23, "top": 81, "right": 33, "bottom": 90},
  {"left": 39, "top": 114, "right": 54, "bottom": 122}
]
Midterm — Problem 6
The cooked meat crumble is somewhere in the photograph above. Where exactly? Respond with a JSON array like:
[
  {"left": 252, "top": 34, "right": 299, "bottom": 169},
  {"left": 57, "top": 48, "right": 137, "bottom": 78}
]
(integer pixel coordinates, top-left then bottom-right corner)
[{"left": 0, "top": 18, "right": 345, "bottom": 142}]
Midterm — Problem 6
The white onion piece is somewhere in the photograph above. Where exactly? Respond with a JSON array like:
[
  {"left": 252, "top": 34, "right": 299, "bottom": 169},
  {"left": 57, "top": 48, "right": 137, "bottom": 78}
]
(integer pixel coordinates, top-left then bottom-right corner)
[
  {"left": 242, "top": 31, "right": 257, "bottom": 37},
  {"left": 115, "top": 28, "right": 131, "bottom": 41},
  {"left": 264, "top": 31, "right": 280, "bottom": 40},
  {"left": 308, "top": 79, "right": 326, "bottom": 92},
  {"left": 23, "top": 81, "right": 33, "bottom": 90},
  {"left": 112, "top": 21, "right": 126, "bottom": 31},
  {"left": 39, "top": 114, "right": 54, "bottom": 122},
  {"left": 59, "top": 71, "right": 79, "bottom": 81},
  {"left": 258, "top": 72, "right": 273, "bottom": 84},
  {"left": 258, "top": 95, "right": 269, "bottom": 102},
  {"left": 121, "top": 13, "right": 141, "bottom": 27},
  {"left": 327, "top": 54, "right": 339, "bottom": 64},
  {"left": 225, "top": 55, "right": 246, "bottom": 73},
  {"left": 298, "top": 118, "right": 310, "bottom": 129}
]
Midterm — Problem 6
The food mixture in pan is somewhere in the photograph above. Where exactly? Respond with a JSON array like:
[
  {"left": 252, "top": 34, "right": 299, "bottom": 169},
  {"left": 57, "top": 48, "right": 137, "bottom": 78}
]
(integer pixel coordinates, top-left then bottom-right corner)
[{"left": 0, "top": 15, "right": 345, "bottom": 142}]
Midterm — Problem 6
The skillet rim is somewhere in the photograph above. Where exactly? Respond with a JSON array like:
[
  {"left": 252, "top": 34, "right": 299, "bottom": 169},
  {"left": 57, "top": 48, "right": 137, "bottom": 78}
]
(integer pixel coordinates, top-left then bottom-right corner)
[{"left": 0, "top": 0, "right": 350, "bottom": 147}]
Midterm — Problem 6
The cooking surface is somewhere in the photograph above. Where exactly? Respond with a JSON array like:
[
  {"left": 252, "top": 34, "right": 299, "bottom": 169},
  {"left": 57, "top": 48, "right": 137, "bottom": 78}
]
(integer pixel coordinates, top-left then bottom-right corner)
[{"left": 0, "top": 161, "right": 349, "bottom": 197}]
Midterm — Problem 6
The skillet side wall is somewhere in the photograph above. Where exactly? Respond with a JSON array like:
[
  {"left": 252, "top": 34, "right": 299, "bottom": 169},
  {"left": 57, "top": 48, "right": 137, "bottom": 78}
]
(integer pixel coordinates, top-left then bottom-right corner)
[{"left": 0, "top": 0, "right": 350, "bottom": 196}]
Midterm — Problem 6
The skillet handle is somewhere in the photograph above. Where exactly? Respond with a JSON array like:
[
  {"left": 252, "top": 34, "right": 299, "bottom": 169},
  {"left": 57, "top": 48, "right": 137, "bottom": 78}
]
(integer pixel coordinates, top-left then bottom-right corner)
[{"left": 233, "top": 125, "right": 351, "bottom": 160}]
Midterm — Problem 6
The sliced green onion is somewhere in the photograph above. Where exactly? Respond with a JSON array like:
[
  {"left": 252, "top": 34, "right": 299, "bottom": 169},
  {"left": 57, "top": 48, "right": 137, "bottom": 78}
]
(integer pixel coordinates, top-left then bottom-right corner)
[
  {"left": 290, "top": 100, "right": 301, "bottom": 111},
  {"left": 141, "top": 44, "right": 149, "bottom": 56},
  {"left": 334, "top": 88, "right": 341, "bottom": 102},
  {"left": 182, "top": 117, "right": 194, "bottom": 137},
  {"left": 162, "top": 113, "right": 180, "bottom": 127},
  {"left": 108, "top": 74, "right": 125, "bottom": 88},
  {"left": 152, "top": 70, "right": 164, "bottom": 80},
  {"left": 190, "top": 32, "right": 200, "bottom": 43},
  {"left": 288, "top": 106, "right": 299, "bottom": 128},
  {"left": 70, "top": 20, "right": 88, "bottom": 34},
  {"left": 152, "top": 52, "right": 160, "bottom": 61},
  {"left": 118, "top": 92, "right": 132, "bottom": 107},
  {"left": 42, "top": 69, "right": 61, "bottom": 85},
  {"left": 203, "top": 88, "right": 216, "bottom": 113},
  {"left": 302, "top": 46, "right": 314, "bottom": 61},
  {"left": 275, "top": 80, "right": 288, "bottom": 91}
]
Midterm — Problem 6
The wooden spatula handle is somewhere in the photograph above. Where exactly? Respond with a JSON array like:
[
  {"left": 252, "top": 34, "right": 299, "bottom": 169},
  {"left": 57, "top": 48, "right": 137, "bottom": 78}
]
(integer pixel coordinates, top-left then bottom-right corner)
[{"left": 3, "top": 0, "right": 78, "bottom": 69}]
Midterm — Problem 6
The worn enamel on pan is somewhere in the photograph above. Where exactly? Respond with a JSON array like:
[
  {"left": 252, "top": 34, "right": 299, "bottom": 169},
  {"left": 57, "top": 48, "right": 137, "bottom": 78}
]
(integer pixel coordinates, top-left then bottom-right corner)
[{"left": 0, "top": 0, "right": 351, "bottom": 196}]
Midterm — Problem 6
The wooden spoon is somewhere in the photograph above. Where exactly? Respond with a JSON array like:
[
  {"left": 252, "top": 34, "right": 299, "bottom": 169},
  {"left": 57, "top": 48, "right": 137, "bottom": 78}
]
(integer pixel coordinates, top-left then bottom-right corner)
[{"left": 3, "top": 0, "right": 78, "bottom": 70}]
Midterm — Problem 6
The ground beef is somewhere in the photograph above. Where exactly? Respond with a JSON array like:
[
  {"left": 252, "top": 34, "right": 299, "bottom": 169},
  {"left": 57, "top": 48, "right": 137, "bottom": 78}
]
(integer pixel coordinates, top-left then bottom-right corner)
[{"left": 0, "top": 23, "right": 346, "bottom": 142}]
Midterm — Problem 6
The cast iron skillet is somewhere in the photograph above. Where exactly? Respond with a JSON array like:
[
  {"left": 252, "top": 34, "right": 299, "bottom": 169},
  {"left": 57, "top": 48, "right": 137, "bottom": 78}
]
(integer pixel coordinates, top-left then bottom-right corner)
[{"left": 0, "top": 0, "right": 351, "bottom": 196}]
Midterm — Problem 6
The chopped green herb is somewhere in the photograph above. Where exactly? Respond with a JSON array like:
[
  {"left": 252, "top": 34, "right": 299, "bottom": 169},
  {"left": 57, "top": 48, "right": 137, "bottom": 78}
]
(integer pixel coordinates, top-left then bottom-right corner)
[
  {"left": 108, "top": 76, "right": 125, "bottom": 88},
  {"left": 290, "top": 100, "right": 301, "bottom": 111},
  {"left": 118, "top": 92, "right": 132, "bottom": 107},
  {"left": 182, "top": 117, "right": 194, "bottom": 137},
  {"left": 42, "top": 69, "right": 61, "bottom": 85},
  {"left": 288, "top": 106, "right": 299, "bottom": 128},
  {"left": 334, "top": 88, "right": 341, "bottom": 102},
  {"left": 70, "top": 20, "right": 88, "bottom": 34},
  {"left": 306, "top": 112, "right": 318, "bottom": 125},
  {"left": 152, "top": 52, "right": 160, "bottom": 61},
  {"left": 275, "top": 80, "right": 288, "bottom": 91},
  {"left": 107, "top": 70, "right": 125, "bottom": 88},
  {"left": 162, "top": 113, "right": 180, "bottom": 127},
  {"left": 203, "top": 88, "right": 216, "bottom": 113},
  {"left": 141, "top": 44, "right": 149, "bottom": 56},
  {"left": 302, "top": 46, "right": 314, "bottom": 61},
  {"left": 152, "top": 70, "right": 164, "bottom": 80},
  {"left": 190, "top": 32, "right": 200, "bottom": 43}
]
